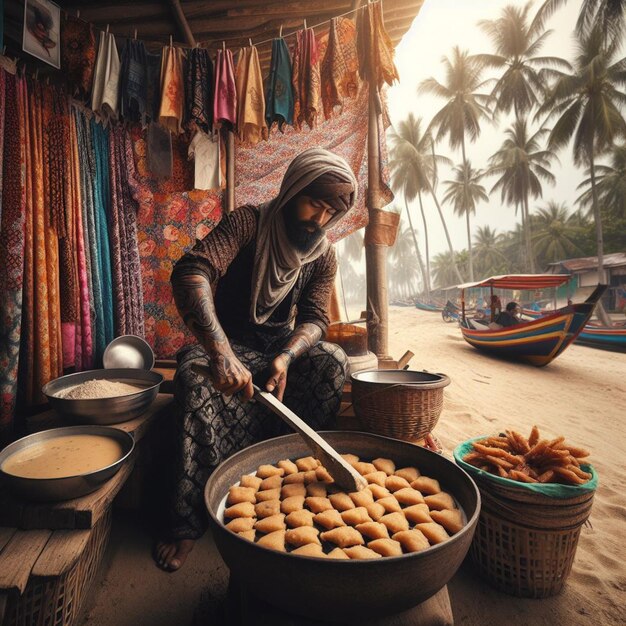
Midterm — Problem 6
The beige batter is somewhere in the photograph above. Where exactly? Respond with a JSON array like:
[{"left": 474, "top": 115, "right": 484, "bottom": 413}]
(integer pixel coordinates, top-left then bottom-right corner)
[{"left": 2, "top": 435, "right": 125, "bottom": 479}]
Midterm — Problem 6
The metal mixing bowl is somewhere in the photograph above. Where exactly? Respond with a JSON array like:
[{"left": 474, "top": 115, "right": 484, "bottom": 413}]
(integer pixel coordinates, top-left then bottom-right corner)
[
  {"left": 204, "top": 431, "right": 480, "bottom": 622},
  {"left": 42, "top": 368, "right": 163, "bottom": 425},
  {"left": 0, "top": 425, "right": 135, "bottom": 502}
]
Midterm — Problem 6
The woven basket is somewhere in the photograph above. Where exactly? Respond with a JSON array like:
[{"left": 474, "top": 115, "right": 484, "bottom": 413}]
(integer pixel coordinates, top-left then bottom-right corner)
[
  {"left": 351, "top": 369, "right": 450, "bottom": 440},
  {"left": 467, "top": 471, "right": 595, "bottom": 598}
]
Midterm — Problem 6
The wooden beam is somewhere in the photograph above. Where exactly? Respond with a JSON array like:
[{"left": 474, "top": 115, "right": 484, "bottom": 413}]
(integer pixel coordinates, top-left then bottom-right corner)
[{"left": 169, "top": 0, "right": 197, "bottom": 47}]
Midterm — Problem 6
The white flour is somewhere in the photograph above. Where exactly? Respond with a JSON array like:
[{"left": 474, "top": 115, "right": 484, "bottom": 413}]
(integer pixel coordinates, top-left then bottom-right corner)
[{"left": 61, "top": 379, "right": 144, "bottom": 399}]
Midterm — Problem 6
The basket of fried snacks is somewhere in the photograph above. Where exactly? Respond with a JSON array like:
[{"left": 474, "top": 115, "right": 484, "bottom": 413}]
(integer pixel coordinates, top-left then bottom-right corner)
[{"left": 453, "top": 426, "right": 597, "bottom": 598}]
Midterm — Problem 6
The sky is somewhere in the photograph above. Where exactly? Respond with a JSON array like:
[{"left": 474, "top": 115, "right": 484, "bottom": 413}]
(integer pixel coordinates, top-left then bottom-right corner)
[{"left": 386, "top": 0, "right": 586, "bottom": 259}]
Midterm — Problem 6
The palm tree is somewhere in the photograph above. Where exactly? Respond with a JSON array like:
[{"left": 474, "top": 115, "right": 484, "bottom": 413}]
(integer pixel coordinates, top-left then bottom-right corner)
[
  {"left": 487, "top": 119, "right": 558, "bottom": 272},
  {"left": 534, "top": 0, "right": 626, "bottom": 40},
  {"left": 388, "top": 224, "right": 421, "bottom": 299},
  {"left": 531, "top": 201, "right": 584, "bottom": 267},
  {"left": 388, "top": 114, "right": 458, "bottom": 285},
  {"left": 473, "top": 226, "right": 510, "bottom": 277},
  {"left": 337, "top": 230, "right": 365, "bottom": 317},
  {"left": 442, "top": 161, "right": 489, "bottom": 281},
  {"left": 576, "top": 144, "right": 626, "bottom": 219},
  {"left": 431, "top": 250, "right": 468, "bottom": 289},
  {"left": 420, "top": 47, "right": 492, "bottom": 275},
  {"left": 537, "top": 25, "right": 626, "bottom": 319},
  {"left": 475, "top": 2, "right": 571, "bottom": 119}
]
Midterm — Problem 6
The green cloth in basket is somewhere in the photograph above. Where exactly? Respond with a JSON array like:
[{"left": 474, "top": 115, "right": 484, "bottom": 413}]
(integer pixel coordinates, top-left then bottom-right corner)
[{"left": 453, "top": 437, "right": 598, "bottom": 499}]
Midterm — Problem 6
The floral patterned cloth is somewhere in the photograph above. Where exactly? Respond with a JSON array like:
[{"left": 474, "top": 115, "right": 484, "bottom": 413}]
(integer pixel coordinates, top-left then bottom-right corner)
[
  {"left": 61, "top": 15, "right": 96, "bottom": 100},
  {"left": 159, "top": 46, "right": 185, "bottom": 134},
  {"left": 292, "top": 27, "right": 321, "bottom": 130}
]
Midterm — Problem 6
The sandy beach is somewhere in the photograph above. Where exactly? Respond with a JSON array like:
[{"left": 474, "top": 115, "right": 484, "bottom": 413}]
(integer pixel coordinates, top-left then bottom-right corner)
[{"left": 81, "top": 306, "right": 626, "bottom": 625}]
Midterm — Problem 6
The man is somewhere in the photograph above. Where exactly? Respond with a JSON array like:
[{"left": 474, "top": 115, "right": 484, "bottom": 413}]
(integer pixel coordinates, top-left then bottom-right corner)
[
  {"left": 155, "top": 148, "right": 356, "bottom": 571},
  {"left": 495, "top": 301, "right": 521, "bottom": 327}
]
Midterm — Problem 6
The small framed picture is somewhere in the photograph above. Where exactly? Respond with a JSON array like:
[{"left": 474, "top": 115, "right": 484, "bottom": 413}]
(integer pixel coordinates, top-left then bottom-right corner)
[{"left": 23, "top": 0, "right": 61, "bottom": 69}]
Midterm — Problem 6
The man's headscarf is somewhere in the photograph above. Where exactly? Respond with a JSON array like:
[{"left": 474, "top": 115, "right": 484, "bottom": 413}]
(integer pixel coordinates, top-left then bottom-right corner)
[{"left": 250, "top": 148, "right": 357, "bottom": 324}]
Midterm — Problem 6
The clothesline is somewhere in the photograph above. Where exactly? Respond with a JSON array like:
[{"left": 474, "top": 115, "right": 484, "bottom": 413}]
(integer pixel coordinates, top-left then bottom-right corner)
[{"left": 67, "top": 1, "right": 382, "bottom": 53}]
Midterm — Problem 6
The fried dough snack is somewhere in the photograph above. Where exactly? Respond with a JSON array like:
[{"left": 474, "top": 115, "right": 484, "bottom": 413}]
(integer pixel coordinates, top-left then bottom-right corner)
[{"left": 463, "top": 426, "right": 591, "bottom": 485}]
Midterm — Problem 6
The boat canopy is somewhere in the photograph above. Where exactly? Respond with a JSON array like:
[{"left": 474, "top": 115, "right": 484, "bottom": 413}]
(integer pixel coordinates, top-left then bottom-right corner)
[{"left": 457, "top": 274, "right": 571, "bottom": 291}]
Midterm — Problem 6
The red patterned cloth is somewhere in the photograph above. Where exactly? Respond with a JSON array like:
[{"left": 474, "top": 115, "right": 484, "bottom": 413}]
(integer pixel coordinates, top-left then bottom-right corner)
[
  {"left": 61, "top": 15, "right": 96, "bottom": 100},
  {"left": 292, "top": 28, "right": 321, "bottom": 131}
]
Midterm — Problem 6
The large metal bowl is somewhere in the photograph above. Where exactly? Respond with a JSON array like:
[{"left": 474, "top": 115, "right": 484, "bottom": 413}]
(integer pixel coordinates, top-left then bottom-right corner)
[
  {"left": 42, "top": 368, "right": 163, "bottom": 425},
  {"left": 204, "top": 431, "right": 480, "bottom": 622},
  {"left": 0, "top": 425, "right": 135, "bottom": 502}
]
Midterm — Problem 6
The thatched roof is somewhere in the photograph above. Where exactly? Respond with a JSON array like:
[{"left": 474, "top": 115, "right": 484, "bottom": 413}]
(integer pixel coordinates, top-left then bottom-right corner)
[{"left": 5, "top": 1, "right": 424, "bottom": 72}]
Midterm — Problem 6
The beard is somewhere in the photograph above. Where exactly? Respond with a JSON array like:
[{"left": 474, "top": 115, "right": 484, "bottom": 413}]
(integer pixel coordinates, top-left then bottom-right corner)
[{"left": 283, "top": 212, "right": 325, "bottom": 254}]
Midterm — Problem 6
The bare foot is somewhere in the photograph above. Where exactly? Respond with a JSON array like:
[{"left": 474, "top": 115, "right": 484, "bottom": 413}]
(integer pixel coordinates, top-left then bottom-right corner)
[{"left": 154, "top": 539, "right": 195, "bottom": 572}]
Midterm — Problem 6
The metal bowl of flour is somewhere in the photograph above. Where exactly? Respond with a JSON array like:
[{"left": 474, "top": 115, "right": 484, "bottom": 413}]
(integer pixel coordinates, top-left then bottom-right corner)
[{"left": 42, "top": 369, "right": 163, "bottom": 425}]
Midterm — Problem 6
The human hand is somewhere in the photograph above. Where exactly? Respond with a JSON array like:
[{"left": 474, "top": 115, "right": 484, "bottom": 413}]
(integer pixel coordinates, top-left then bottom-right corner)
[
  {"left": 263, "top": 353, "right": 290, "bottom": 402},
  {"left": 209, "top": 348, "right": 254, "bottom": 401}
]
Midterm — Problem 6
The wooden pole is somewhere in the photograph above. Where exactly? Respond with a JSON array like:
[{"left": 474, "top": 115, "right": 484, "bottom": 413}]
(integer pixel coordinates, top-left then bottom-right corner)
[
  {"left": 169, "top": 0, "right": 196, "bottom": 47},
  {"left": 227, "top": 130, "right": 235, "bottom": 212},
  {"left": 364, "top": 38, "right": 390, "bottom": 359}
]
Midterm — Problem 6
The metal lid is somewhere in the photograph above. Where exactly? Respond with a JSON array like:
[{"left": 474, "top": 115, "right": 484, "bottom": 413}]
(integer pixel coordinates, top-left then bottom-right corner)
[{"left": 103, "top": 335, "right": 155, "bottom": 370}]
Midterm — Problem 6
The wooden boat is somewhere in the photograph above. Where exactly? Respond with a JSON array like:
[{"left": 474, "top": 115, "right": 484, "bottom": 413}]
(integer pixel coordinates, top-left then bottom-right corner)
[
  {"left": 415, "top": 299, "right": 444, "bottom": 312},
  {"left": 575, "top": 323, "right": 626, "bottom": 352},
  {"left": 457, "top": 275, "right": 607, "bottom": 366}
]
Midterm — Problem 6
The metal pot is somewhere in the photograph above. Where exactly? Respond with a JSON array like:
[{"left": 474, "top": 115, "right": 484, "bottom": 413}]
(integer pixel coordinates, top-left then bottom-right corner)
[
  {"left": 42, "top": 368, "right": 163, "bottom": 425},
  {"left": 204, "top": 431, "right": 480, "bottom": 622},
  {"left": 0, "top": 425, "right": 134, "bottom": 502}
]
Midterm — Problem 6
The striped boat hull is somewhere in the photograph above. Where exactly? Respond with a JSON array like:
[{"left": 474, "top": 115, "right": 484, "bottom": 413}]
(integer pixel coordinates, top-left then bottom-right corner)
[{"left": 575, "top": 324, "right": 626, "bottom": 352}]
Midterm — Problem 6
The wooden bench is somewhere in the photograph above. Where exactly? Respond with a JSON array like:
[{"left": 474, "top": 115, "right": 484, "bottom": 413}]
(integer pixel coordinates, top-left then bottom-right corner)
[{"left": 0, "top": 394, "right": 174, "bottom": 626}]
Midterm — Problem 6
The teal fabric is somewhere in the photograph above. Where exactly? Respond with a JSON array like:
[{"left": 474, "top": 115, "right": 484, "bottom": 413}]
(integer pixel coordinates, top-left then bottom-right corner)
[
  {"left": 454, "top": 437, "right": 597, "bottom": 499},
  {"left": 265, "top": 38, "right": 293, "bottom": 130}
]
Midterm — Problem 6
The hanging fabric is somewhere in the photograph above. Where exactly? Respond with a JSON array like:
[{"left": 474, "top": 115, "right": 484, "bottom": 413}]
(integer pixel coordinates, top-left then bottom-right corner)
[
  {"left": 185, "top": 47, "right": 213, "bottom": 133},
  {"left": 0, "top": 70, "right": 25, "bottom": 445},
  {"left": 91, "top": 31, "right": 121, "bottom": 123},
  {"left": 61, "top": 14, "right": 96, "bottom": 100},
  {"left": 213, "top": 47, "right": 237, "bottom": 129},
  {"left": 234, "top": 44, "right": 267, "bottom": 145},
  {"left": 146, "top": 50, "right": 162, "bottom": 122},
  {"left": 320, "top": 17, "right": 360, "bottom": 120},
  {"left": 265, "top": 37, "right": 293, "bottom": 131},
  {"left": 292, "top": 27, "right": 321, "bottom": 131},
  {"left": 119, "top": 39, "right": 149, "bottom": 126},
  {"left": 159, "top": 44, "right": 185, "bottom": 134},
  {"left": 188, "top": 129, "right": 221, "bottom": 190},
  {"left": 356, "top": 0, "right": 399, "bottom": 89}
]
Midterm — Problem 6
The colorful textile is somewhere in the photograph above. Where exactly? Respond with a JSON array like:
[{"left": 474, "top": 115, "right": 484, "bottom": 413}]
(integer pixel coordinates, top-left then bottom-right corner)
[
  {"left": 213, "top": 47, "right": 236, "bottom": 129},
  {"left": 234, "top": 45, "right": 267, "bottom": 145},
  {"left": 159, "top": 45, "right": 185, "bottom": 134},
  {"left": 185, "top": 47, "right": 213, "bottom": 133},
  {"left": 188, "top": 130, "right": 221, "bottom": 190},
  {"left": 108, "top": 126, "right": 144, "bottom": 336},
  {"left": 320, "top": 17, "right": 360, "bottom": 120},
  {"left": 356, "top": 1, "right": 399, "bottom": 89},
  {"left": 91, "top": 31, "right": 121, "bottom": 122},
  {"left": 0, "top": 71, "right": 25, "bottom": 444},
  {"left": 119, "top": 39, "right": 148, "bottom": 125},
  {"left": 265, "top": 37, "right": 293, "bottom": 131},
  {"left": 61, "top": 14, "right": 96, "bottom": 100},
  {"left": 292, "top": 28, "right": 321, "bottom": 131},
  {"left": 18, "top": 79, "right": 63, "bottom": 408}
]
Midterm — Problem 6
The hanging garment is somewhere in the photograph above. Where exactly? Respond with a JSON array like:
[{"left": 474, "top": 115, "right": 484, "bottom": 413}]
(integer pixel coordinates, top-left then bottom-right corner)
[
  {"left": 146, "top": 51, "right": 162, "bottom": 122},
  {"left": 320, "top": 17, "right": 360, "bottom": 120},
  {"left": 265, "top": 37, "right": 293, "bottom": 131},
  {"left": 185, "top": 47, "right": 213, "bottom": 133},
  {"left": 159, "top": 45, "right": 185, "bottom": 134},
  {"left": 61, "top": 14, "right": 96, "bottom": 99},
  {"left": 91, "top": 31, "right": 121, "bottom": 123},
  {"left": 291, "top": 28, "right": 321, "bottom": 131},
  {"left": 188, "top": 129, "right": 221, "bottom": 190},
  {"left": 0, "top": 70, "right": 25, "bottom": 445},
  {"left": 234, "top": 44, "right": 266, "bottom": 145},
  {"left": 213, "top": 47, "right": 236, "bottom": 129},
  {"left": 356, "top": 0, "right": 399, "bottom": 89},
  {"left": 119, "top": 39, "right": 148, "bottom": 125}
]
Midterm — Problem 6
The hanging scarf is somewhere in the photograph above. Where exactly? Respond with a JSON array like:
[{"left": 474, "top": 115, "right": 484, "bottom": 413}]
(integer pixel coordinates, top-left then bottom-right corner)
[
  {"left": 265, "top": 37, "right": 293, "bottom": 131},
  {"left": 356, "top": 1, "right": 399, "bottom": 89},
  {"left": 321, "top": 17, "right": 360, "bottom": 120},
  {"left": 120, "top": 38, "right": 148, "bottom": 125},
  {"left": 61, "top": 14, "right": 96, "bottom": 99},
  {"left": 146, "top": 50, "right": 162, "bottom": 122},
  {"left": 235, "top": 44, "right": 267, "bottom": 145},
  {"left": 91, "top": 31, "right": 121, "bottom": 123},
  {"left": 185, "top": 47, "right": 213, "bottom": 133},
  {"left": 292, "top": 28, "right": 321, "bottom": 131},
  {"left": 213, "top": 47, "right": 237, "bottom": 129},
  {"left": 250, "top": 148, "right": 357, "bottom": 324},
  {"left": 159, "top": 45, "right": 185, "bottom": 134}
]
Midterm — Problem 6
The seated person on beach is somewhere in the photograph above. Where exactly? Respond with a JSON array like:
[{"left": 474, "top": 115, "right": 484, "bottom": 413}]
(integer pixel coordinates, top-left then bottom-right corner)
[
  {"left": 495, "top": 302, "right": 521, "bottom": 327},
  {"left": 154, "top": 148, "right": 356, "bottom": 571}
]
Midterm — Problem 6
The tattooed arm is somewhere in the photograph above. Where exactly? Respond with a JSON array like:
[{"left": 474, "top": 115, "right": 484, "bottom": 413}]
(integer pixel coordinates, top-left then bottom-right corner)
[{"left": 171, "top": 266, "right": 254, "bottom": 400}]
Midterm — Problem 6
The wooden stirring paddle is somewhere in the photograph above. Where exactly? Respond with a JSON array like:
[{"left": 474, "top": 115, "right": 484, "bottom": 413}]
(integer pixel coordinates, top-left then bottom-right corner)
[{"left": 191, "top": 363, "right": 367, "bottom": 492}]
